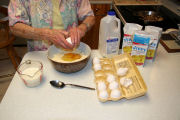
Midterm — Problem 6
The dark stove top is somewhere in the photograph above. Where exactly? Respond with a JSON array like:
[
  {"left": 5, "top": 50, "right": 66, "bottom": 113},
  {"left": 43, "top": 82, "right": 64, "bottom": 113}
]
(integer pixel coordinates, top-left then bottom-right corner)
[{"left": 116, "top": 5, "right": 180, "bottom": 31}]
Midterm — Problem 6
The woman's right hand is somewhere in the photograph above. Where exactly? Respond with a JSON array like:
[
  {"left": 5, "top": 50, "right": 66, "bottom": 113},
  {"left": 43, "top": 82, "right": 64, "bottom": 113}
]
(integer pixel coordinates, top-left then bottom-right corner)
[
  {"left": 10, "top": 23, "right": 74, "bottom": 50},
  {"left": 45, "top": 29, "right": 73, "bottom": 50}
]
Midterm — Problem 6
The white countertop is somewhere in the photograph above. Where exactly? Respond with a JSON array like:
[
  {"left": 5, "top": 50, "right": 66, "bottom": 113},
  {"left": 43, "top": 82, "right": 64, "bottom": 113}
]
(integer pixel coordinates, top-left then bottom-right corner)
[{"left": 0, "top": 44, "right": 180, "bottom": 120}]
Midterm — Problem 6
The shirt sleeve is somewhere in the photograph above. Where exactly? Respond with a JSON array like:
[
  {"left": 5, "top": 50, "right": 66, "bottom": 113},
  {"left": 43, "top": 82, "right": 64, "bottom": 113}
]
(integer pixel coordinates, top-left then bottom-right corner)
[
  {"left": 77, "top": 0, "right": 94, "bottom": 21},
  {"left": 8, "top": 0, "right": 30, "bottom": 26}
]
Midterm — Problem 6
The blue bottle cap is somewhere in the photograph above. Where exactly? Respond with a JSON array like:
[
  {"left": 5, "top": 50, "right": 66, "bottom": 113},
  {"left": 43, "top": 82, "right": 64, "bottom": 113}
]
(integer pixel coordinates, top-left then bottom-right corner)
[{"left": 107, "top": 11, "right": 115, "bottom": 16}]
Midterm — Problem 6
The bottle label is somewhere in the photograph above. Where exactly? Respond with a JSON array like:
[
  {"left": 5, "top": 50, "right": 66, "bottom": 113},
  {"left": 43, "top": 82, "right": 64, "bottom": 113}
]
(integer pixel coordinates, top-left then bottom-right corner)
[{"left": 106, "top": 38, "right": 119, "bottom": 54}]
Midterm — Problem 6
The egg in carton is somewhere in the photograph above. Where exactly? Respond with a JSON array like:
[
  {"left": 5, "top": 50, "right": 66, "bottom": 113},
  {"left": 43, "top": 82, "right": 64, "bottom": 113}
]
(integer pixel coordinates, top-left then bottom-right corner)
[
  {"left": 92, "top": 57, "right": 124, "bottom": 102},
  {"left": 93, "top": 57, "right": 116, "bottom": 82},
  {"left": 92, "top": 57, "right": 114, "bottom": 81},
  {"left": 95, "top": 77, "right": 109, "bottom": 102},
  {"left": 106, "top": 74, "right": 124, "bottom": 101},
  {"left": 95, "top": 72, "right": 123, "bottom": 102}
]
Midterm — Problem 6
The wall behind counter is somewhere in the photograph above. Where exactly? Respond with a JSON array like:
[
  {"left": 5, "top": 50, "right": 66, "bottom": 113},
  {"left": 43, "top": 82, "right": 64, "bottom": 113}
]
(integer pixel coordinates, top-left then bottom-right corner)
[{"left": 0, "top": 0, "right": 9, "bottom": 6}]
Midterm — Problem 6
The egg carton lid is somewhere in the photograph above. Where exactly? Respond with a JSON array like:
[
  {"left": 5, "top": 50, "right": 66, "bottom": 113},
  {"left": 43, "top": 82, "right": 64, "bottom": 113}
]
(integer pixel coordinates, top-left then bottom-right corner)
[{"left": 112, "top": 53, "right": 147, "bottom": 99}]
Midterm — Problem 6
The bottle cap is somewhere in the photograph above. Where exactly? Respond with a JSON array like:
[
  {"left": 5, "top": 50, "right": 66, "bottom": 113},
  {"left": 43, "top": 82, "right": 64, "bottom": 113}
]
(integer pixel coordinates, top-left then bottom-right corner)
[{"left": 107, "top": 11, "right": 115, "bottom": 16}]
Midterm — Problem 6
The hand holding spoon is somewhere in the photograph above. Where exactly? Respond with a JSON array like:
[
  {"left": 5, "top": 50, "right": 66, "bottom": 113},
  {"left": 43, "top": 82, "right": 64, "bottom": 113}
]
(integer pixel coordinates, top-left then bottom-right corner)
[{"left": 50, "top": 80, "right": 95, "bottom": 90}]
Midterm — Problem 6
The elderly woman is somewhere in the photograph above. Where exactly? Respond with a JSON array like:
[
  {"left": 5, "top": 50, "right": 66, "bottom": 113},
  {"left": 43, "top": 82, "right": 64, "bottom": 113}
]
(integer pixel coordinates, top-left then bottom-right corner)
[{"left": 8, "top": 0, "right": 95, "bottom": 51}]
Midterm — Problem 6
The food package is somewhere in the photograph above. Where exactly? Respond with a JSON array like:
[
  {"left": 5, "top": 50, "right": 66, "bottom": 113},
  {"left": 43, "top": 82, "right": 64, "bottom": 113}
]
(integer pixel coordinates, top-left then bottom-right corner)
[
  {"left": 131, "top": 30, "right": 152, "bottom": 66},
  {"left": 92, "top": 54, "right": 147, "bottom": 102},
  {"left": 145, "top": 26, "right": 162, "bottom": 61},
  {"left": 122, "top": 23, "right": 143, "bottom": 54}
]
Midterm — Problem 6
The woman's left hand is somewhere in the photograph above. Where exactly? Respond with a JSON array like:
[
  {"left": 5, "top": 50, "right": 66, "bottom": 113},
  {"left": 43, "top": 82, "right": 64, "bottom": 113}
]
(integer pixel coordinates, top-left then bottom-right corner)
[{"left": 69, "top": 27, "right": 85, "bottom": 48}]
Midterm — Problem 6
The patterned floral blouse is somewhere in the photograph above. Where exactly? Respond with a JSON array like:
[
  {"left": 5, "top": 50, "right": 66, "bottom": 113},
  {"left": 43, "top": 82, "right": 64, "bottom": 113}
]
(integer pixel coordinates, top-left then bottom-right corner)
[{"left": 8, "top": 0, "right": 94, "bottom": 51}]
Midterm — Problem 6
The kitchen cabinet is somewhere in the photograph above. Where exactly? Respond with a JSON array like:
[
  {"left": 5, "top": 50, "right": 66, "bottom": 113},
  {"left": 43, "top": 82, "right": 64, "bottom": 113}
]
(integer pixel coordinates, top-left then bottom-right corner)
[{"left": 81, "top": 4, "right": 111, "bottom": 49}]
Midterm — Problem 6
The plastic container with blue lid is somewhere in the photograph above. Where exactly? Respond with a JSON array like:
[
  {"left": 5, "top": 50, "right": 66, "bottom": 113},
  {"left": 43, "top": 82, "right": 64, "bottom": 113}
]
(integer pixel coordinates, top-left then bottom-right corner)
[
  {"left": 99, "top": 11, "right": 121, "bottom": 58},
  {"left": 107, "top": 11, "right": 116, "bottom": 16}
]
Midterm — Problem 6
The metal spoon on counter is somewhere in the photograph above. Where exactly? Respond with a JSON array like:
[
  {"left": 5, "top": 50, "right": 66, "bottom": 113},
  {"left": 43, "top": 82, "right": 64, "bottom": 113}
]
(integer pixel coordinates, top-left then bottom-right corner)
[{"left": 50, "top": 80, "right": 95, "bottom": 90}]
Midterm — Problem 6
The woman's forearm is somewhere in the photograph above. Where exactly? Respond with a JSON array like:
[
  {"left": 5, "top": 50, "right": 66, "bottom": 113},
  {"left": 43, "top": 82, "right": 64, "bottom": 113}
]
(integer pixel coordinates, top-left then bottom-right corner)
[
  {"left": 10, "top": 15, "right": 95, "bottom": 41},
  {"left": 78, "top": 15, "right": 95, "bottom": 33},
  {"left": 10, "top": 23, "right": 73, "bottom": 49},
  {"left": 10, "top": 23, "right": 49, "bottom": 41}
]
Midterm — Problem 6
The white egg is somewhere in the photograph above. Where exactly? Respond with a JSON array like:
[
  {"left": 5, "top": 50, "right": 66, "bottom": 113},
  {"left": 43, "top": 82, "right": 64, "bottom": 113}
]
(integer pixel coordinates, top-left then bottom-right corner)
[
  {"left": 66, "top": 37, "right": 72, "bottom": 44},
  {"left": 124, "top": 78, "right": 133, "bottom": 87},
  {"left": 120, "top": 77, "right": 133, "bottom": 88},
  {"left": 110, "top": 89, "right": 121, "bottom": 98},
  {"left": 93, "top": 57, "right": 100, "bottom": 65},
  {"left": 109, "top": 81, "right": 119, "bottom": 90},
  {"left": 97, "top": 81, "right": 106, "bottom": 91},
  {"left": 93, "top": 63, "right": 101, "bottom": 71},
  {"left": 117, "top": 68, "right": 128, "bottom": 76},
  {"left": 99, "top": 90, "right": 108, "bottom": 99},
  {"left": 107, "top": 74, "right": 115, "bottom": 83}
]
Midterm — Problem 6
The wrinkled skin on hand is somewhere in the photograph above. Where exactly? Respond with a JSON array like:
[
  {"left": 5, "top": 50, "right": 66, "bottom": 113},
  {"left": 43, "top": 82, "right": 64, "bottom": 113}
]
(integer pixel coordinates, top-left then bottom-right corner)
[
  {"left": 48, "top": 29, "right": 74, "bottom": 50},
  {"left": 69, "top": 27, "right": 85, "bottom": 48}
]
